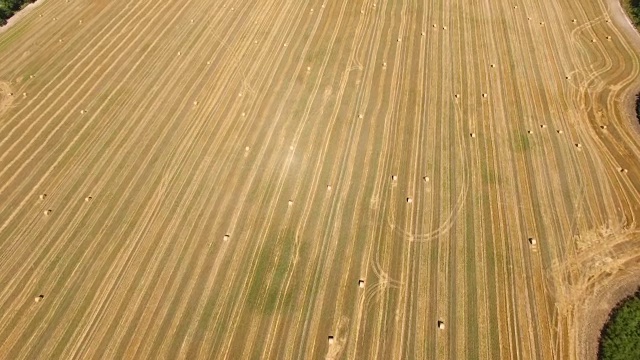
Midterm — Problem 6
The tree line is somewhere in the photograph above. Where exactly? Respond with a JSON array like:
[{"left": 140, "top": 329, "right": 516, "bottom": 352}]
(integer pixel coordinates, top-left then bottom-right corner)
[
  {"left": 0, "top": 0, "right": 36, "bottom": 26},
  {"left": 599, "top": 288, "right": 640, "bottom": 360},
  {"left": 626, "top": 0, "right": 640, "bottom": 27}
]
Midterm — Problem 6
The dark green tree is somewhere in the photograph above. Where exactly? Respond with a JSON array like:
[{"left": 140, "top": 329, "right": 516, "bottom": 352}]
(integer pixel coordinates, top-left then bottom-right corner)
[{"left": 599, "top": 290, "right": 640, "bottom": 360}]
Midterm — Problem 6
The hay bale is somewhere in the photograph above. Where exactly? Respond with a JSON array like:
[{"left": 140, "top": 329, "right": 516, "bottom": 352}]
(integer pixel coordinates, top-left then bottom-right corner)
[
  {"left": 34, "top": 295, "right": 44, "bottom": 302},
  {"left": 423, "top": 176, "right": 430, "bottom": 182},
  {"left": 421, "top": 31, "right": 425, "bottom": 36},
  {"left": 327, "top": 185, "right": 332, "bottom": 191},
  {"left": 359, "top": 280, "right": 365, "bottom": 288},
  {"left": 406, "top": 197, "right": 413, "bottom": 203},
  {"left": 482, "top": 93, "right": 488, "bottom": 98},
  {"left": 223, "top": 234, "right": 230, "bottom": 241},
  {"left": 328, "top": 336, "right": 334, "bottom": 344},
  {"left": 397, "top": 38, "right": 402, "bottom": 42},
  {"left": 288, "top": 200, "right": 293, "bottom": 206},
  {"left": 454, "top": 94, "right": 460, "bottom": 98},
  {"left": 540, "top": 124, "right": 547, "bottom": 128},
  {"left": 470, "top": 133, "right": 476, "bottom": 138},
  {"left": 39, "top": 194, "right": 47, "bottom": 200},
  {"left": 565, "top": 75, "right": 571, "bottom": 80},
  {"left": 44, "top": 209, "right": 51, "bottom": 216},
  {"left": 177, "top": 51, "right": 181, "bottom": 56},
  {"left": 591, "top": 39, "right": 596, "bottom": 43},
  {"left": 527, "top": 130, "right": 533, "bottom": 134},
  {"left": 606, "top": 36, "right": 612, "bottom": 40},
  {"left": 600, "top": 125, "right": 607, "bottom": 129},
  {"left": 490, "top": 64, "right": 495, "bottom": 68},
  {"left": 572, "top": 19, "right": 577, "bottom": 23},
  {"left": 307, "top": 66, "right": 311, "bottom": 71},
  {"left": 438, "top": 321, "right": 445, "bottom": 330},
  {"left": 80, "top": 110, "right": 86, "bottom": 114},
  {"left": 358, "top": 114, "right": 364, "bottom": 119},
  {"left": 442, "top": 26, "right": 447, "bottom": 30},
  {"left": 284, "top": 43, "right": 288, "bottom": 47},
  {"left": 85, "top": 196, "right": 92, "bottom": 202},
  {"left": 529, "top": 237, "right": 537, "bottom": 245},
  {"left": 575, "top": 143, "right": 582, "bottom": 148},
  {"left": 241, "top": 112, "right": 246, "bottom": 117},
  {"left": 193, "top": 100, "right": 198, "bottom": 105},
  {"left": 391, "top": 175, "right": 398, "bottom": 181},
  {"left": 557, "top": 130, "right": 563, "bottom": 134}
]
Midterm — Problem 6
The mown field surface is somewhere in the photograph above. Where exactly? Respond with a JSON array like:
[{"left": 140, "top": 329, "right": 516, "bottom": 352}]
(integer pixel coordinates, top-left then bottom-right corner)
[{"left": 1, "top": 0, "right": 640, "bottom": 359}]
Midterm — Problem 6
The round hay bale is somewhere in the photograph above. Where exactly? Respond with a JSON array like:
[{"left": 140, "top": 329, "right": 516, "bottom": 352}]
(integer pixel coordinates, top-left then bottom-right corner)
[
  {"left": 80, "top": 110, "right": 86, "bottom": 114},
  {"left": 606, "top": 36, "right": 611, "bottom": 40},
  {"left": 406, "top": 197, "right": 413, "bottom": 203},
  {"left": 421, "top": 31, "right": 425, "bottom": 36},
  {"left": 572, "top": 19, "right": 577, "bottom": 23},
  {"left": 527, "top": 130, "right": 533, "bottom": 134},
  {"left": 442, "top": 26, "right": 447, "bottom": 30},
  {"left": 85, "top": 196, "right": 92, "bottom": 202},
  {"left": 591, "top": 39, "right": 596, "bottom": 43},
  {"left": 432, "top": 24, "right": 437, "bottom": 28},
  {"left": 307, "top": 66, "right": 311, "bottom": 71},
  {"left": 223, "top": 234, "right": 230, "bottom": 241},
  {"left": 358, "top": 114, "right": 364, "bottom": 119},
  {"left": 454, "top": 94, "right": 460, "bottom": 98},
  {"left": 327, "top": 185, "right": 332, "bottom": 191},
  {"left": 391, "top": 175, "right": 398, "bottom": 181},
  {"left": 288, "top": 200, "right": 293, "bottom": 206},
  {"left": 482, "top": 93, "right": 488, "bottom": 98},
  {"left": 361, "top": 10, "right": 364, "bottom": 14},
  {"left": 34, "top": 295, "right": 44, "bottom": 302},
  {"left": 490, "top": 64, "right": 495, "bottom": 68},
  {"left": 284, "top": 43, "right": 288, "bottom": 47},
  {"left": 438, "top": 321, "right": 445, "bottom": 330},
  {"left": 207, "top": 61, "right": 211, "bottom": 65},
  {"left": 22, "top": 92, "right": 28, "bottom": 97},
  {"left": 529, "top": 237, "right": 537, "bottom": 245},
  {"left": 382, "top": 62, "right": 387, "bottom": 67},
  {"left": 575, "top": 143, "right": 582, "bottom": 148},
  {"left": 358, "top": 280, "right": 365, "bottom": 288},
  {"left": 177, "top": 51, "right": 182, "bottom": 56},
  {"left": 44, "top": 209, "right": 51, "bottom": 216},
  {"left": 540, "top": 124, "right": 547, "bottom": 128},
  {"left": 328, "top": 336, "right": 335, "bottom": 344},
  {"left": 397, "top": 38, "right": 402, "bottom": 42},
  {"left": 39, "top": 194, "right": 47, "bottom": 200},
  {"left": 470, "top": 133, "right": 476, "bottom": 138},
  {"left": 245, "top": 146, "right": 250, "bottom": 151},
  {"left": 289, "top": 145, "right": 294, "bottom": 151},
  {"left": 557, "top": 130, "right": 563, "bottom": 134},
  {"left": 193, "top": 100, "right": 198, "bottom": 105},
  {"left": 241, "top": 112, "right": 246, "bottom": 117},
  {"left": 423, "top": 176, "right": 430, "bottom": 182},
  {"left": 565, "top": 75, "right": 571, "bottom": 80},
  {"left": 600, "top": 125, "right": 607, "bottom": 129}
]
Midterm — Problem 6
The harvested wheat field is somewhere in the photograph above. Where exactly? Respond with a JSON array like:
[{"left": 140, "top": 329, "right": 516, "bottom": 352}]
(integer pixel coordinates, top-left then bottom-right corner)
[{"left": 1, "top": 0, "right": 640, "bottom": 359}]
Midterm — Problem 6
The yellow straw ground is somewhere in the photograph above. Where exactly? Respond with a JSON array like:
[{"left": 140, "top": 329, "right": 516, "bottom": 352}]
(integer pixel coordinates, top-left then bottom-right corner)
[{"left": 0, "top": 0, "right": 640, "bottom": 359}]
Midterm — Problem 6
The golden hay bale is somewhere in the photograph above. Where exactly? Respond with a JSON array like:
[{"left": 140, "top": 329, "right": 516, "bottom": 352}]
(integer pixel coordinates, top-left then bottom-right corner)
[
  {"left": 359, "top": 280, "right": 365, "bottom": 288},
  {"left": 39, "top": 194, "right": 47, "bottom": 200},
  {"left": 288, "top": 200, "right": 294, "bottom": 206},
  {"left": 540, "top": 124, "right": 547, "bottom": 128},
  {"left": 391, "top": 175, "right": 398, "bottom": 181},
  {"left": 223, "top": 234, "right": 230, "bottom": 241},
  {"left": 557, "top": 130, "right": 563, "bottom": 134},
  {"left": 470, "top": 133, "right": 476, "bottom": 138},
  {"left": 85, "top": 196, "right": 92, "bottom": 202},
  {"left": 34, "top": 295, "right": 44, "bottom": 302},
  {"left": 438, "top": 321, "right": 445, "bottom": 330},
  {"left": 529, "top": 237, "right": 537, "bottom": 245},
  {"left": 406, "top": 197, "right": 413, "bottom": 203},
  {"left": 600, "top": 125, "right": 607, "bottom": 129},
  {"left": 44, "top": 209, "right": 51, "bottom": 216},
  {"left": 328, "top": 336, "right": 335, "bottom": 344},
  {"left": 327, "top": 185, "right": 332, "bottom": 191},
  {"left": 423, "top": 176, "right": 430, "bottom": 182}
]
